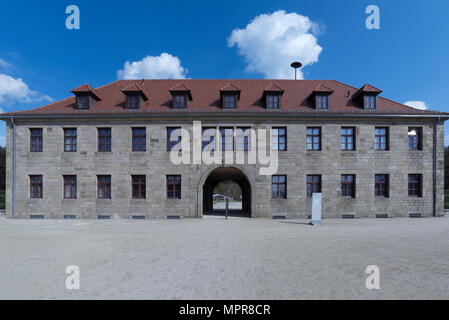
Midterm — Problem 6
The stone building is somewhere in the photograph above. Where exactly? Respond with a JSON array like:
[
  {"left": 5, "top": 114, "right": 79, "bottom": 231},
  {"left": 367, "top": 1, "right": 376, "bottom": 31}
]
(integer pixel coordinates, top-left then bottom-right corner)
[{"left": 1, "top": 79, "right": 447, "bottom": 219}]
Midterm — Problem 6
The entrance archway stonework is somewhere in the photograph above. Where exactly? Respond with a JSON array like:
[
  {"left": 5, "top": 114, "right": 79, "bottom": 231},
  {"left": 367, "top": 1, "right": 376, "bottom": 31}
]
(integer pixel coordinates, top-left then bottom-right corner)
[{"left": 196, "top": 165, "right": 257, "bottom": 218}]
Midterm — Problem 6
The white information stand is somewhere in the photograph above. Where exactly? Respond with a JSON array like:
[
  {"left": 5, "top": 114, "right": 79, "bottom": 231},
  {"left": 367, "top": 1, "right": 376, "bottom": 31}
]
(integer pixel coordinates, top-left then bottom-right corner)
[{"left": 311, "top": 193, "right": 322, "bottom": 225}]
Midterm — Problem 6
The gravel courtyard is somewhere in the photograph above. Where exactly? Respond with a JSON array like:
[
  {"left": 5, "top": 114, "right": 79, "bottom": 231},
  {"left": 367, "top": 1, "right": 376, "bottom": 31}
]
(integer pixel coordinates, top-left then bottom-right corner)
[{"left": 1, "top": 215, "right": 449, "bottom": 300}]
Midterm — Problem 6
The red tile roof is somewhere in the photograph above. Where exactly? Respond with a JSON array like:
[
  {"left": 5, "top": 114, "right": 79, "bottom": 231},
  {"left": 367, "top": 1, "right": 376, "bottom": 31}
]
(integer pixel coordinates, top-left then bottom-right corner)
[
  {"left": 169, "top": 82, "right": 193, "bottom": 100},
  {"left": 121, "top": 82, "right": 148, "bottom": 100},
  {"left": 70, "top": 83, "right": 101, "bottom": 100},
  {"left": 314, "top": 83, "right": 334, "bottom": 93},
  {"left": 264, "top": 83, "right": 284, "bottom": 93},
  {"left": 360, "top": 84, "right": 382, "bottom": 93},
  {"left": 1, "top": 79, "right": 447, "bottom": 117}
]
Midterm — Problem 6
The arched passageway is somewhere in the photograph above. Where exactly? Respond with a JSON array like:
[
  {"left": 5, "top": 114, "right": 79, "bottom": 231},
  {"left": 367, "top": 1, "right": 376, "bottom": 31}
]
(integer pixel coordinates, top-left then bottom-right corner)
[{"left": 203, "top": 167, "right": 251, "bottom": 217}]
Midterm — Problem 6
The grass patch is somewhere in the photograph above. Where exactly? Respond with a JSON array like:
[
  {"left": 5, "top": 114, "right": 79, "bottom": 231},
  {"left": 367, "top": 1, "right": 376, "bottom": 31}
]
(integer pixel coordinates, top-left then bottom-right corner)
[{"left": 0, "top": 189, "right": 4, "bottom": 210}]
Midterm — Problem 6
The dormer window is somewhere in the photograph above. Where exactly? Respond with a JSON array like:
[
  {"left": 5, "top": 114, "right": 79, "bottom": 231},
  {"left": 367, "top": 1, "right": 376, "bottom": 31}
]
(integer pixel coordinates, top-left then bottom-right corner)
[
  {"left": 364, "top": 94, "right": 377, "bottom": 109},
  {"left": 173, "top": 94, "right": 187, "bottom": 109},
  {"left": 267, "top": 94, "right": 281, "bottom": 109},
  {"left": 263, "top": 84, "right": 284, "bottom": 110},
  {"left": 121, "top": 82, "right": 148, "bottom": 110},
  {"left": 126, "top": 93, "right": 140, "bottom": 109},
  {"left": 312, "top": 83, "right": 333, "bottom": 110},
  {"left": 316, "top": 94, "right": 329, "bottom": 109},
  {"left": 169, "top": 83, "right": 192, "bottom": 110},
  {"left": 71, "top": 84, "right": 101, "bottom": 110},
  {"left": 76, "top": 94, "right": 90, "bottom": 109},
  {"left": 220, "top": 83, "right": 241, "bottom": 110},
  {"left": 355, "top": 84, "right": 382, "bottom": 110},
  {"left": 223, "top": 94, "right": 237, "bottom": 109}
]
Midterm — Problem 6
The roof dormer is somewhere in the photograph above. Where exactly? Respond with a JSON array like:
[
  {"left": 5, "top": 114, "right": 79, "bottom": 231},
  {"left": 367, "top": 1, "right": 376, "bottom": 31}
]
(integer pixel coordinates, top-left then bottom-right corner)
[
  {"left": 121, "top": 83, "right": 148, "bottom": 109},
  {"left": 71, "top": 84, "right": 101, "bottom": 110},
  {"left": 169, "top": 83, "right": 192, "bottom": 109},
  {"left": 353, "top": 84, "right": 382, "bottom": 110},
  {"left": 263, "top": 83, "right": 284, "bottom": 109},
  {"left": 220, "top": 83, "right": 241, "bottom": 109},
  {"left": 311, "top": 83, "right": 333, "bottom": 110}
]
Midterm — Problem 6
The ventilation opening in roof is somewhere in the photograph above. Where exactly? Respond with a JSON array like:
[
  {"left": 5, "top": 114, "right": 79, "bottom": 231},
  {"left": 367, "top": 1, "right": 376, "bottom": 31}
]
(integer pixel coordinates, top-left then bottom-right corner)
[
  {"left": 342, "top": 214, "right": 355, "bottom": 219},
  {"left": 132, "top": 216, "right": 146, "bottom": 220},
  {"left": 63, "top": 215, "right": 77, "bottom": 219},
  {"left": 376, "top": 213, "right": 389, "bottom": 219},
  {"left": 98, "top": 215, "right": 111, "bottom": 220},
  {"left": 167, "top": 215, "right": 181, "bottom": 220}
]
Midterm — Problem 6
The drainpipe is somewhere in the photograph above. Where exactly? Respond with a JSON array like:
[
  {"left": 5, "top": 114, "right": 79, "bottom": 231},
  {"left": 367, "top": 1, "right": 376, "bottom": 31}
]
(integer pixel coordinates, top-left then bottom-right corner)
[
  {"left": 10, "top": 117, "right": 16, "bottom": 217},
  {"left": 432, "top": 120, "right": 438, "bottom": 217}
]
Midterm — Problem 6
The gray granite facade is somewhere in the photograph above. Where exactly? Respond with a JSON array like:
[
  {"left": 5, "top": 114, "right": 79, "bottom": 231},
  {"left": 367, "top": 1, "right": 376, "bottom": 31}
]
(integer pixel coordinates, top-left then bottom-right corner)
[{"left": 3, "top": 114, "right": 445, "bottom": 219}]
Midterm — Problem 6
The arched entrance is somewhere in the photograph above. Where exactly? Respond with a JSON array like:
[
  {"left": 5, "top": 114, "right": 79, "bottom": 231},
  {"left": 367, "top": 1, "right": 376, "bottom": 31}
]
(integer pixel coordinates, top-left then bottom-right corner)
[{"left": 202, "top": 167, "right": 252, "bottom": 217}]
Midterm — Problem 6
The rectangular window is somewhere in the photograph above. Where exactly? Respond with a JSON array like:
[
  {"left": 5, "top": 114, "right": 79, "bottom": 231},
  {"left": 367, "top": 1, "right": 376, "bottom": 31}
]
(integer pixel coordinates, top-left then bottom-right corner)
[
  {"left": 236, "top": 127, "right": 250, "bottom": 151},
  {"left": 306, "top": 127, "right": 321, "bottom": 151},
  {"left": 272, "top": 127, "right": 286, "bottom": 151},
  {"left": 223, "top": 94, "right": 237, "bottom": 109},
  {"left": 30, "top": 128, "right": 43, "bottom": 152},
  {"left": 408, "top": 174, "right": 422, "bottom": 197},
  {"left": 375, "top": 174, "right": 389, "bottom": 198},
  {"left": 375, "top": 127, "right": 389, "bottom": 150},
  {"left": 307, "top": 175, "right": 321, "bottom": 198},
  {"left": 341, "top": 175, "right": 355, "bottom": 198},
  {"left": 97, "top": 175, "right": 111, "bottom": 199},
  {"left": 408, "top": 127, "right": 422, "bottom": 150},
  {"left": 126, "top": 93, "right": 140, "bottom": 109},
  {"left": 132, "top": 175, "right": 146, "bottom": 199},
  {"left": 167, "top": 175, "right": 181, "bottom": 199},
  {"left": 341, "top": 127, "right": 355, "bottom": 151},
  {"left": 202, "top": 127, "right": 216, "bottom": 151},
  {"left": 30, "top": 175, "right": 43, "bottom": 198},
  {"left": 316, "top": 95, "right": 329, "bottom": 109},
  {"left": 77, "top": 94, "right": 90, "bottom": 109},
  {"left": 364, "top": 95, "right": 377, "bottom": 109},
  {"left": 267, "top": 94, "right": 280, "bottom": 109},
  {"left": 272, "top": 175, "right": 287, "bottom": 199},
  {"left": 132, "top": 127, "right": 146, "bottom": 152},
  {"left": 167, "top": 127, "right": 182, "bottom": 151},
  {"left": 98, "top": 128, "right": 111, "bottom": 152},
  {"left": 173, "top": 94, "right": 187, "bottom": 109},
  {"left": 63, "top": 175, "right": 77, "bottom": 199},
  {"left": 64, "top": 128, "right": 77, "bottom": 152},
  {"left": 220, "top": 127, "right": 234, "bottom": 151}
]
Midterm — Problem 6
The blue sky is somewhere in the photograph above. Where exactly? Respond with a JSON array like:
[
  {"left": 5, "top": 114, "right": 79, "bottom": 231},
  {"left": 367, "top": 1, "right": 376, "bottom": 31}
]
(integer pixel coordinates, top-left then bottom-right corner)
[{"left": 1, "top": 0, "right": 449, "bottom": 145}]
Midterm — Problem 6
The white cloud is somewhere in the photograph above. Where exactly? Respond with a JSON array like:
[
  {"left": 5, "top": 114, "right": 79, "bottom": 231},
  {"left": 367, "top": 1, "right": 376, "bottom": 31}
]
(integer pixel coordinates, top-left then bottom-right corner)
[
  {"left": 117, "top": 53, "right": 188, "bottom": 79},
  {"left": 0, "top": 58, "right": 12, "bottom": 70},
  {"left": 227, "top": 10, "right": 323, "bottom": 79},
  {"left": 404, "top": 101, "right": 428, "bottom": 110},
  {"left": 0, "top": 74, "right": 53, "bottom": 105}
]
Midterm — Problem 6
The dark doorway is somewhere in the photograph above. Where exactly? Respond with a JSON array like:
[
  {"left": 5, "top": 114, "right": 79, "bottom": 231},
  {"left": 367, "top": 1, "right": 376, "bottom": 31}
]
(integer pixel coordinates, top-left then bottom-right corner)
[{"left": 203, "top": 167, "right": 251, "bottom": 217}]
